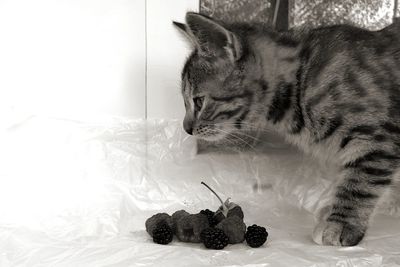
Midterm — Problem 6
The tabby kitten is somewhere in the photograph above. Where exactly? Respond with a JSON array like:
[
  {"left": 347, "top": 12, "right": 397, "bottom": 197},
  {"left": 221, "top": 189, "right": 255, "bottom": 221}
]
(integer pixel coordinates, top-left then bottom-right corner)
[{"left": 173, "top": 12, "right": 400, "bottom": 246}]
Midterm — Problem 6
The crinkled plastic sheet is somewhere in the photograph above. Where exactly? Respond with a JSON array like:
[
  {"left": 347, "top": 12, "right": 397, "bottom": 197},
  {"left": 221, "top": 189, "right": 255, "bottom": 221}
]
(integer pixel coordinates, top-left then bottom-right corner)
[{"left": 0, "top": 116, "right": 399, "bottom": 266}]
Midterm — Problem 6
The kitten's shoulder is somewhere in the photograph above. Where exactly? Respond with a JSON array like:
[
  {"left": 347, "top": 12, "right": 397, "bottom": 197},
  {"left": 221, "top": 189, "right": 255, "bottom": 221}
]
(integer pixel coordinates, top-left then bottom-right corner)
[{"left": 293, "top": 21, "right": 400, "bottom": 43}]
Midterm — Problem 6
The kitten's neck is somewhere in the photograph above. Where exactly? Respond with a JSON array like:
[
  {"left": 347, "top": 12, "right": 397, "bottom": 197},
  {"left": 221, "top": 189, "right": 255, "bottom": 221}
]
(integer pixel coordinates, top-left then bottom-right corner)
[
  {"left": 252, "top": 34, "right": 301, "bottom": 86},
  {"left": 249, "top": 32, "right": 304, "bottom": 135}
]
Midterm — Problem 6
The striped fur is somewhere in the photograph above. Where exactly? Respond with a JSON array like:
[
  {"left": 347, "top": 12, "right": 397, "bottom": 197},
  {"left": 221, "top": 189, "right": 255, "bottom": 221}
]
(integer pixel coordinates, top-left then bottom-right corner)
[{"left": 174, "top": 13, "right": 400, "bottom": 246}]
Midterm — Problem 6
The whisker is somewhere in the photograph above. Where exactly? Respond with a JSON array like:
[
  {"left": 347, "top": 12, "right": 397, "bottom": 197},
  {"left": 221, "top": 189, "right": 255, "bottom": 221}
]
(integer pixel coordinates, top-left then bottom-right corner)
[
  {"left": 207, "top": 123, "right": 273, "bottom": 140},
  {"left": 212, "top": 128, "right": 258, "bottom": 152},
  {"left": 228, "top": 131, "right": 261, "bottom": 143},
  {"left": 208, "top": 126, "right": 262, "bottom": 143},
  {"left": 215, "top": 122, "right": 273, "bottom": 133},
  {"left": 200, "top": 123, "right": 268, "bottom": 145}
]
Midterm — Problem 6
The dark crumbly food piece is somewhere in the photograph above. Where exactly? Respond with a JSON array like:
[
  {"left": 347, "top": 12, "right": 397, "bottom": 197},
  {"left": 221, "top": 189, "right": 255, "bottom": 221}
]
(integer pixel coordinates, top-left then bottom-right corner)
[
  {"left": 176, "top": 213, "right": 209, "bottom": 243},
  {"left": 214, "top": 205, "right": 244, "bottom": 224},
  {"left": 216, "top": 216, "right": 246, "bottom": 244},
  {"left": 200, "top": 227, "right": 229, "bottom": 250},
  {"left": 227, "top": 206, "right": 244, "bottom": 219},
  {"left": 200, "top": 209, "right": 218, "bottom": 227},
  {"left": 245, "top": 224, "right": 268, "bottom": 248},
  {"left": 172, "top": 210, "right": 190, "bottom": 233},
  {"left": 152, "top": 223, "right": 173, "bottom": 245}
]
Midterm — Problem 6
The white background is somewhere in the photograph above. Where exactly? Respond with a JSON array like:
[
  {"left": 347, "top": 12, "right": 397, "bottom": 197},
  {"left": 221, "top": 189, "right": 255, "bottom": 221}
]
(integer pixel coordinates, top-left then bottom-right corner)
[
  {"left": 147, "top": 0, "right": 198, "bottom": 119},
  {"left": 0, "top": 0, "right": 198, "bottom": 121}
]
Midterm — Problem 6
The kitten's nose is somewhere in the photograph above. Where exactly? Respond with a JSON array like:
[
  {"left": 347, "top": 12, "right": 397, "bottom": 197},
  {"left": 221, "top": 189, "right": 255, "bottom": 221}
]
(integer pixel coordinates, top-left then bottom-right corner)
[
  {"left": 184, "top": 125, "right": 193, "bottom": 135},
  {"left": 183, "top": 120, "right": 193, "bottom": 135}
]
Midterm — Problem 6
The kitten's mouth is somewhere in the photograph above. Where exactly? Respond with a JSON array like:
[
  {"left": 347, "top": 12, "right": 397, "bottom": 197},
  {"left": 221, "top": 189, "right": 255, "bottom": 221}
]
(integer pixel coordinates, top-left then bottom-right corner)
[
  {"left": 194, "top": 128, "right": 229, "bottom": 142},
  {"left": 196, "top": 134, "right": 223, "bottom": 142}
]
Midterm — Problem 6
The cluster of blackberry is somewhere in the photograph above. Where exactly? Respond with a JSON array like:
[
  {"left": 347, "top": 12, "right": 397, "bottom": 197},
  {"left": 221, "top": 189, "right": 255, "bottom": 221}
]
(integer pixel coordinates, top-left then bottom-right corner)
[
  {"left": 245, "top": 224, "right": 268, "bottom": 248},
  {"left": 200, "top": 209, "right": 218, "bottom": 227},
  {"left": 200, "top": 227, "right": 228, "bottom": 249},
  {"left": 145, "top": 182, "right": 268, "bottom": 249},
  {"left": 152, "top": 222, "right": 173, "bottom": 245}
]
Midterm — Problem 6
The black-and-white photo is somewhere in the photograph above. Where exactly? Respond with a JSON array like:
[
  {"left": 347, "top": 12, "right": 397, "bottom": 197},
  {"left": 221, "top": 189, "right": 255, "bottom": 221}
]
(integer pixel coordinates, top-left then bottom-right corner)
[{"left": 0, "top": 0, "right": 399, "bottom": 266}]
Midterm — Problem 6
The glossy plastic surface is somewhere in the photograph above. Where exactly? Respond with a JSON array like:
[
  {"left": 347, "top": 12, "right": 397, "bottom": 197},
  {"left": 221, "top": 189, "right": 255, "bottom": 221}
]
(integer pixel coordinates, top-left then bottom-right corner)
[{"left": 0, "top": 116, "right": 399, "bottom": 266}]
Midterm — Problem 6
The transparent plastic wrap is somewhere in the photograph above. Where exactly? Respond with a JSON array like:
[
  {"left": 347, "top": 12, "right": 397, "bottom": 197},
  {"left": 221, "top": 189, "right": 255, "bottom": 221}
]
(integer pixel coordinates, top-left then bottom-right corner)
[{"left": 0, "top": 116, "right": 399, "bottom": 266}]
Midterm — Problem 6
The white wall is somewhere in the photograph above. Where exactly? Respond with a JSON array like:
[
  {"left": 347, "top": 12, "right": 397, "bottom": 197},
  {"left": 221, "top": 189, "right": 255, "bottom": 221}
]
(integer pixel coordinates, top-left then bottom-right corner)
[
  {"left": 0, "top": 0, "right": 198, "bottom": 121},
  {"left": 147, "top": 0, "right": 199, "bottom": 119}
]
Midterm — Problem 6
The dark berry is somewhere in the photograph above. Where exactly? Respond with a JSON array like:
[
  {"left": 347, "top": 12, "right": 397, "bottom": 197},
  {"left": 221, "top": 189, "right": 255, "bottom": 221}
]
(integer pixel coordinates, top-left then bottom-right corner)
[
  {"left": 200, "top": 228, "right": 229, "bottom": 250},
  {"left": 200, "top": 209, "right": 218, "bottom": 227},
  {"left": 152, "top": 223, "right": 173, "bottom": 245},
  {"left": 145, "top": 213, "right": 173, "bottom": 237},
  {"left": 245, "top": 224, "right": 268, "bottom": 248}
]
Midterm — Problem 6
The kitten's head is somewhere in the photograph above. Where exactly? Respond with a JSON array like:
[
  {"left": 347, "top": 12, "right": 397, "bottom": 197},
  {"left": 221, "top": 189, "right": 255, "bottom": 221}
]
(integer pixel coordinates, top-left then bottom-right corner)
[{"left": 174, "top": 13, "right": 257, "bottom": 142}]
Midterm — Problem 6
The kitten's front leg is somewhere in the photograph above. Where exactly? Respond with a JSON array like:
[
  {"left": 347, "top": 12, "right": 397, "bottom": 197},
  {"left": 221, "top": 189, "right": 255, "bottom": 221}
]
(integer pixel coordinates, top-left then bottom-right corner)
[{"left": 313, "top": 150, "right": 398, "bottom": 246}]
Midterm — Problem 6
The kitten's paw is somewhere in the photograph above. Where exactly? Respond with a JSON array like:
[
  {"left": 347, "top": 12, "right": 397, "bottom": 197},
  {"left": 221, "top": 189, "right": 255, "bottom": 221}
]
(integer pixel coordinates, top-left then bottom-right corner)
[{"left": 312, "top": 219, "right": 365, "bottom": 246}]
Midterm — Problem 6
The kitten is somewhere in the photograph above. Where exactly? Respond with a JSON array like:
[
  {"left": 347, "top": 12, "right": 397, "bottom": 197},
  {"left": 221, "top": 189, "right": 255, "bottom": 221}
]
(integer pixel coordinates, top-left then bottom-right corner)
[{"left": 173, "top": 12, "right": 400, "bottom": 246}]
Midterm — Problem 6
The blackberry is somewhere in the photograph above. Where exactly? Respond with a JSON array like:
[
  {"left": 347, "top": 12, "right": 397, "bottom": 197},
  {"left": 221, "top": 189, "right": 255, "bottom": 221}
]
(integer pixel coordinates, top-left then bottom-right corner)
[
  {"left": 200, "top": 209, "right": 218, "bottom": 227},
  {"left": 152, "top": 223, "right": 173, "bottom": 245},
  {"left": 200, "top": 228, "right": 229, "bottom": 250},
  {"left": 245, "top": 224, "right": 268, "bottom": 248},
  {"left": 145, "top": 213, "right": 173, "bottom": 237}
]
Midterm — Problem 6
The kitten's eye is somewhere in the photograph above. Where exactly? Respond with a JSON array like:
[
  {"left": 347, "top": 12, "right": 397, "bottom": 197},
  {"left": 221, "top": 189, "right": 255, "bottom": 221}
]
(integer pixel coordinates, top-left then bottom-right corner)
[{"left": 193, "top": 97, "right": 204, "bottom": 111}]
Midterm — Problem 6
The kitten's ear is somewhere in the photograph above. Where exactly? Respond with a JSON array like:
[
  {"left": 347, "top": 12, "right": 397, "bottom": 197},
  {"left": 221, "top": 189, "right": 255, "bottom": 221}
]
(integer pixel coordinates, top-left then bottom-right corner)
[
  {"left": 172, "top": 21, "right": 198, "bottom": 48},
  {"left": 172, "top": 21, "right": 186, "bottom": 32},
  {"left": 185, "top": 12, "right": 242, "bottom": 62}
]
